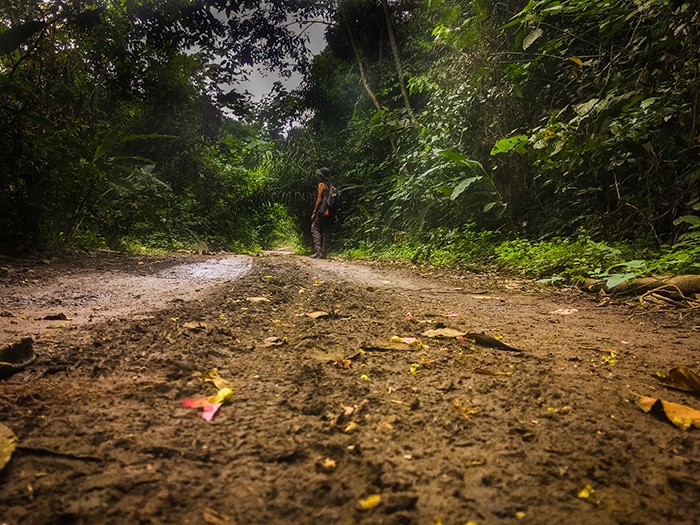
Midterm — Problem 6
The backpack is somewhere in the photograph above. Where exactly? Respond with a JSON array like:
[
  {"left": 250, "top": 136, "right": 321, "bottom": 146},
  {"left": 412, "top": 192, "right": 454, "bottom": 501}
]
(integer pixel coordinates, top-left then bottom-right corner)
[
  {"left": 326, "top": 183, "right": 341, "bottom": 212},
  {"left": 322, "top": 183, "right": 341, "bottom": 216}
]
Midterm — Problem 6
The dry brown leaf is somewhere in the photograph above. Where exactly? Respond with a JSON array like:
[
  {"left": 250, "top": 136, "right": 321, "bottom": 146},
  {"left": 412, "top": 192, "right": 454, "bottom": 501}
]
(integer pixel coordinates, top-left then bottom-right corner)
[
  {"left": 183, "top": 321, "right": 207, "bottom": 331},
  {"left": 453, "top": 399, "right": 479, "bottom": 420},
  {"left": 306, "top": 311, "right": 329, "bottom": 320},
  {"left": 651, "top": 367, "right": 700, "bottom": 396},
  {"left": 637, "top": 395, "right": 700, "bottom": 430},
  {"left": 203, "top": 508, "right": 236, "bottom": 525},
  {"left": 421, "top": 328, "right": 465, "bottom": 339},
  {"left": 246, "top": 297, "right": 270, "bottom": 303}
]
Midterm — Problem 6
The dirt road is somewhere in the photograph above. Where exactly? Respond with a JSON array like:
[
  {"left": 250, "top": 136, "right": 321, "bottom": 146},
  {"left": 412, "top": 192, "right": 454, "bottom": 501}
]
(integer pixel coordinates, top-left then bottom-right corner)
[{"left": 1, "top": 251, "right": 699, "bottom": 524}]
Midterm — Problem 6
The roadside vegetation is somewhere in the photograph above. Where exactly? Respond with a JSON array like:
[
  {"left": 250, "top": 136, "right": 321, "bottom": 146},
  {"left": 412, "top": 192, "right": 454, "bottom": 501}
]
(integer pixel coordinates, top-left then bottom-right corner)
[{"left": 1, "top": 0, "right": 698, "bottom": 284}]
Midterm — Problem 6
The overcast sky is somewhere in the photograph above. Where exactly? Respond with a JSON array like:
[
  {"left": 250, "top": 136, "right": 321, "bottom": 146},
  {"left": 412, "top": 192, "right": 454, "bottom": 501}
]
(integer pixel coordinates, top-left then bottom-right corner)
[{"left": 237, "top": 20, "right": 327, "bottom": 101}]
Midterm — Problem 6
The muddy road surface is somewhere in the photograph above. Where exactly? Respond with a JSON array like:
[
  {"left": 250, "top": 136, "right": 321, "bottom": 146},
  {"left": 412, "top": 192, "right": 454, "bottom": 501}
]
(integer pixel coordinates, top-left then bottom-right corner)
[{"left": 1, "top": 251, "right": 699, "bottom": 524}]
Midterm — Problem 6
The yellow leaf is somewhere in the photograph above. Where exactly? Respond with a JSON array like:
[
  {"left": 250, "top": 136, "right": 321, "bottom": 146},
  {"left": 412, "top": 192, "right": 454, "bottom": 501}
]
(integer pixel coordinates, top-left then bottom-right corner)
[
  {"left": 208, "top": 388, "right": 233, "bottom": 404},
  {"left": 568, "top": 56, "right": 583, "bottom": 66},
  {"left": 360, "top": 374, "right": 371, "bottom": 381},
  {"left": 322, "top": 458, "right": 336, "bottom": 469},
  {"left": 602, "top": 352, "right": 618, "bottom": 365},
  {"left": 0, "top": 423, "right": 18, "bottom": 472},
  {"left": 637, "top": 395, "right": 700, "bottom": 430},
  {"left": 578, "top": 484, "right": 595, "bottom": 501},
  {"left": 201, "top": 369, "right": 233, "bottom": 390},
  {"left": 344, "top": 421, "right": 358, "bottom": 433},
  {"left": 359, "top": 494, "right": 381, "bottom": 509},
  {"left": 263, "top": 275, "right": 273, "bottom": 279},
  {"left": 453, "top": 399, "right": 479, "bottom": 420}
]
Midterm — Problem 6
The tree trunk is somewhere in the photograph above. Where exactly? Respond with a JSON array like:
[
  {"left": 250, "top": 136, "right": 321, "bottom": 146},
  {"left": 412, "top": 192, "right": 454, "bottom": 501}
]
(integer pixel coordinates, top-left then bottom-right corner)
[
  {"left": 380, "top": 0, "right": 418, "bottom": 128},
  {"left": 337, "top": 1, "right": 397, "bottom": 154}
]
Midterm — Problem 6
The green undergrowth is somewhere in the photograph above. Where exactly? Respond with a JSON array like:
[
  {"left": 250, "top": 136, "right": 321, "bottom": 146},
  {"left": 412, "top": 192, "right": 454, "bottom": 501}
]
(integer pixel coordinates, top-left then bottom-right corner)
[{"left": 339, "top": 224, "right": 700, "bottom": 284}]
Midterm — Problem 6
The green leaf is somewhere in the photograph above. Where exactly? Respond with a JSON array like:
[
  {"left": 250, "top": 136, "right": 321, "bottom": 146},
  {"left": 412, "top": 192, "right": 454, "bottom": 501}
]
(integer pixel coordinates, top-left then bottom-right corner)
[
  {"left": 450, "top": 177, "right": 479, "bottom": 200},
  {"left": 605, "top": 273, "right": 635, "bottom": 289},
  {"left": 491, "top": 135, "right": 528, "bottom": 156},
  {"left": 673, "top": 215, "right": 700, "bottom": 228},
  {"left": 523, "top": 28, "right": 543, "bottom": 50},
  {"left": 574, "top": 98, "right": 600, "bottom": 116},
  {"left": 606, "top": 260, "right": 646, "bottom": 272},
  {"left": 437, "top": 150, "right": 483, "bottom": 170}
]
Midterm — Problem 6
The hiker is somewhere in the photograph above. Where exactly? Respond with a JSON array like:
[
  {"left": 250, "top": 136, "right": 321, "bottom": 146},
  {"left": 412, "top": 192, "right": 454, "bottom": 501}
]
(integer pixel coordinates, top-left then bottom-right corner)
[{"left": 310, "top": 167, "right": 333, "bottom": 259}]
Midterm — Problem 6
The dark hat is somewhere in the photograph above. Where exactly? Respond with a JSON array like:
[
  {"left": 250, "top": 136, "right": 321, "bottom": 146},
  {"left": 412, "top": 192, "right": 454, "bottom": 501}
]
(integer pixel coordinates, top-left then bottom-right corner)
[{"left": 316, "top": 167, "right": 331, "bottom": 180}]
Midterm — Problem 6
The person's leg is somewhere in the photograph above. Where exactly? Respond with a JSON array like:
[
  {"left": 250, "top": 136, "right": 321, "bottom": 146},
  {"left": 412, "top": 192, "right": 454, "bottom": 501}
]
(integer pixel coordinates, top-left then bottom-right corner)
[
  {"left": 320, "top": 219, "right": 332, "bottom": 258},
  {"left": 311, "top": 217, "right": 323, "bottom": 257}
]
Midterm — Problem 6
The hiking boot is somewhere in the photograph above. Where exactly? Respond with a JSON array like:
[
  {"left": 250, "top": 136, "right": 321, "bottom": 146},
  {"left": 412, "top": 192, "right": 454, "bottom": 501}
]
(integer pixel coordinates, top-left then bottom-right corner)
[{"left": 310, "top": 252, "right": 321, "bottom": 259}]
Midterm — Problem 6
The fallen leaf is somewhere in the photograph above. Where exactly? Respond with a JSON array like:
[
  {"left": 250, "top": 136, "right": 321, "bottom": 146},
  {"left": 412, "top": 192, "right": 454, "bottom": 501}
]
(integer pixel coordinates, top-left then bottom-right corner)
[
  {"left": 306, "top": 311, "right": 329, "bottom": 320},
  {"left": 453, "top": 399, "right": 479, "bottom": 420},
  {"left": 422, "top": 328, "right": 465, "bottom": 339},
  {"left": 262, "top": 336, "right": 286, "bottom": 347},
  {"left": 637, "top": 395, "right": 700, "bottom": 430},
  {"left": 246, "top": 297, "right": 270, "bottom": 303},
  {"left": 458, "top": 333, "right": 521, "bottom": 352},
  {"left": 41, "top": 313, "right": 68, "bottom": 320},
  {"left": 0, "top": 423, "right": 18, "bottom": 471},
  {"left": 359, "top": 494, "right": 381, "bottom": 509},
  {"left": 651, "top": 366, "right": 700, "bottom": 395},
  {"left": 203, "top": 508, "right": 236, "bottom": 525},
  {"left": 322, "top": 458, "right": 336, "bottom": 469},
  {"left": 344, "top": 421, "right": 358, "bottom": 433},
  {"left": 182, "top": 321, "right": 207, "bottom": 331},
  {"left": 200, "top": 369, "right": 233, "bottom": 390},
  {"left": 410, "top": 363, "right": 421, "bottom": 375},
  {"left": 360, "top": 374, "right": 370, "bottom": 381},
  {"left": 390, "top": 336, "right": 423, "bottom": 348},
  {"left": 578, "top": 484, "right": 596, "bottom": 502},
  {"left": 331, "top": 358, "right": 352, "bottom": 369},
  {"left": 601, "top": 352, "right": 618, "bottom": 365},
  {"left": 446, "top": 313, "right": 459, "bottom": 318},
  {"left": 183, "top": 387, "right": 233, "bottom": 422},
  {"left": 549, "top": 308, "right": 578, "bottom": 315}
]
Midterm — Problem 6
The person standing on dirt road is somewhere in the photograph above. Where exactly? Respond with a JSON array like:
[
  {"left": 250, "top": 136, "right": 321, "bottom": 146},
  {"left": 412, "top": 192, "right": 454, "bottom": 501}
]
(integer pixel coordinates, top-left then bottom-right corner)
[{"left": 310, "top": 167, "right": 333, "bottom": 259}]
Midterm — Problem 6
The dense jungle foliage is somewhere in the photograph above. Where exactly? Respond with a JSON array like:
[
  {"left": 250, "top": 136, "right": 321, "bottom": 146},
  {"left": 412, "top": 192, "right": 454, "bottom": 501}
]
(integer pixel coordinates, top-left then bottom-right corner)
[{"left": 1, "top": 0, "right": 699, "bottom": 280}]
